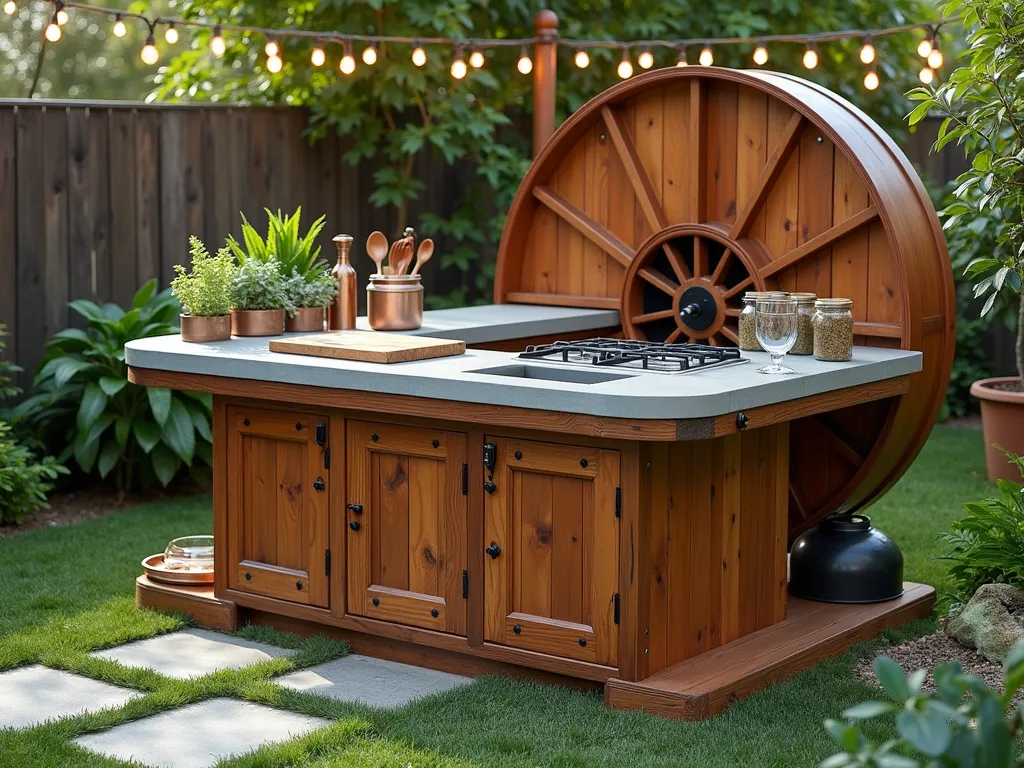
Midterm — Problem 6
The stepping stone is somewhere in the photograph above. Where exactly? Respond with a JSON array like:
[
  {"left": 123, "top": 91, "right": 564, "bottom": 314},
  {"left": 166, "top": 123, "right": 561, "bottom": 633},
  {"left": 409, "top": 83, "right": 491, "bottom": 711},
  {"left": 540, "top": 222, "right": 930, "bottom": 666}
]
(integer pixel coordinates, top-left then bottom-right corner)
[
  {"left": 276, "top": 654, "right": 471, "bottom": 709},
  {"left": 74, "top": 698, "right": 330, "bottom": 768},
  {"left": 90, "top": 628, "right": 294, "bottom": 680},
  {"left": 0, "top": 665, "right": 142, "bottom": 730}
]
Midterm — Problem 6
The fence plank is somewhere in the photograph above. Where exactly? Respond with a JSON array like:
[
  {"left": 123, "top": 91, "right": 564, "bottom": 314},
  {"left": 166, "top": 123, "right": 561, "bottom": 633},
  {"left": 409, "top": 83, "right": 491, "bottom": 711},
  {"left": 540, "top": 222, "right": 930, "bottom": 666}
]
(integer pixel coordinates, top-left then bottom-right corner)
[
  {"left": 0, "top": 109, "right": 16, "bottom": 363},
  {"left": 15, "top": 108, "right": 46, "bottom": 386},
  {"left": 160, "top": 110, "right": 187, "bottom": 287},
  {"left": 109, "top": 109, "right": 138, "bottom": 306},
  {"left": 43, "top": 108, "right": 69, "bottom": 340},
  {"left": 203, "top": 109, "right": 234, "bottom": 249},
  {"left": 135, "top": 110, "right": 161, "bottom": 287}
]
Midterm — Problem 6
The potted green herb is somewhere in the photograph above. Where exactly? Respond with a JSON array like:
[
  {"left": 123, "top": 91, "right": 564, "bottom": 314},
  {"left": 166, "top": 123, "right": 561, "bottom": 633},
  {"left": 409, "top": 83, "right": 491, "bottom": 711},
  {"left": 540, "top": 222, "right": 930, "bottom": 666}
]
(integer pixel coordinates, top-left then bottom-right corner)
[
  {"left": 171, "top": 236, "right": 236, "bottom": 342},
  {"left": 908, "top": 0, "right": 1024, "bottom": 481},
  {"left": 283, "top": 268, "right": 337, "bottom": 332},
  {"left": 230, "top": 259, "right": 292, "bottom": 336}
]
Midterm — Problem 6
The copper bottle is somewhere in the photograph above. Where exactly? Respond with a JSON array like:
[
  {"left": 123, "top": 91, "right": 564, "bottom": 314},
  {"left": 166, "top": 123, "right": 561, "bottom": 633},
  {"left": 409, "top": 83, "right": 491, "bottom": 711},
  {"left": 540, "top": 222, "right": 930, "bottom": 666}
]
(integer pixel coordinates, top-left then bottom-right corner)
[{"left": 328, "top": 234, "right": 357, "bottom": 330}]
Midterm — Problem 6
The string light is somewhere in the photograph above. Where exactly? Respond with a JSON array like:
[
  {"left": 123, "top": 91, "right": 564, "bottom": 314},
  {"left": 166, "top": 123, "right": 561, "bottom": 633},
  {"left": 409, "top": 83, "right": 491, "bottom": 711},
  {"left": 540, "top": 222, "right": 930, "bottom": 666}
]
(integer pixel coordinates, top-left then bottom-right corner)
[
  {"left": 927, "top": 36, "right": 943, "bottom": 68},
  {"left": 574, "top": 47, "right": 590, "bottom": 68},
  {"left": 267, "top": 53, "right": 283, "bottom": 73},
  {"left": 859, "top": 35, "right": 875, "bottom": 64},
  {"left": 55, "top": 1, "right": 67, "bottom": 25},
  {"left": 265, "top": 39, "right": 279, "bottom": 57},
  {"left": 3, "top": 1, "right": 16, "bottom": 15},
  {"left": 676, "top": 47, "right": 688, "bottom": 67},
  {"left": 209, "top": 25, "right": 225, "bottom": 56},
  {"left": 362, "top": 44, "right": 377, "bottom": 65},
  {"left": 917, "top": 29, "right": 933, "bottom": 58},
  {"left": 919, "top": 65, "right": 934, "bottom": 84},
  {"left": 340, "top": 42, "right": 356, "bottom": 74},
  {"left": 802, "top": 42, "right": 818, "bottom": 70},
  {"left": 617, "top": 48, "right": 633, "bottom": 79},
  {"left": 752, "top": 41, "right": 768, "bottom": 66},
  {"left": 517, "top": 46, "right": 532, "bottom": 75},
  {"left": 44, "top": 14, "right": 61, "bottom": 41},
  {"left": 469, "top": 49, "right": 485, "bottom": 68},
  {"left": 863, "top": 70, "right": 879, "bottom": 90},
  {"left": 310, "top": 42, "right": 326, "bottom": 67},
  {"left": 112, "top": 12, "right": 126, "bottom": 37},
  {"left": 411, "top": 43, "right": 426, "bottom": 67},
  {"left": 164, "top": 21, "right": 178, "bottom": 44},
  {"left": 451, "top": 46, "right": 467, "bottom": 79},
  {"left": 698, "top": 44, "right": 713, "bottom": 67},
  {"left": 637, "top": 49, "right": 654, "bottom": 69},
  {"left": 141, "top": 32, "right": 158, "bottom": 65}
]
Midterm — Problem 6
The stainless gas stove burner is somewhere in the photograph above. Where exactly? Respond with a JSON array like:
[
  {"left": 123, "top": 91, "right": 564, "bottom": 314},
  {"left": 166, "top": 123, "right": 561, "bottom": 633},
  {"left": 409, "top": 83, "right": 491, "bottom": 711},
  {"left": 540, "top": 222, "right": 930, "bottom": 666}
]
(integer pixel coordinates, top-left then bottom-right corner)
[{"left": 518, "top": 338, "right": 747, "bottom": 375}]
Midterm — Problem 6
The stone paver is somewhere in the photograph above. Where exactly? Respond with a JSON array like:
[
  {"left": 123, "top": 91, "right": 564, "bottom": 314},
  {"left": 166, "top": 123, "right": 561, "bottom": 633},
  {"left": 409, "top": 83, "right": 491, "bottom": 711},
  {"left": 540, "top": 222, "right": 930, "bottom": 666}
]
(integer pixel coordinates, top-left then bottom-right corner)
[
  {"left": 74, "top": 698, "right": 330, "bottom": 768},
  {"left": 0, "top": 665, "right": 142, "bottom": 730},
  {"left": 276, "top": 654, "right": 472, "bottom": 708},
  {"left": 90, "top": 629, "right": 294, "bottom": 679}
]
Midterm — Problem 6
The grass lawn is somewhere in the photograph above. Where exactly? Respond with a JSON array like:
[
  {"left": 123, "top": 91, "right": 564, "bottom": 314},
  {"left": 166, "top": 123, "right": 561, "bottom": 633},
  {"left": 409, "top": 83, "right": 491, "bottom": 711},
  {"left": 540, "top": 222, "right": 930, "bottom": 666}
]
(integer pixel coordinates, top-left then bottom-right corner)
[{"left": 0, "top": 426, "right": 991, "bottom": 767}]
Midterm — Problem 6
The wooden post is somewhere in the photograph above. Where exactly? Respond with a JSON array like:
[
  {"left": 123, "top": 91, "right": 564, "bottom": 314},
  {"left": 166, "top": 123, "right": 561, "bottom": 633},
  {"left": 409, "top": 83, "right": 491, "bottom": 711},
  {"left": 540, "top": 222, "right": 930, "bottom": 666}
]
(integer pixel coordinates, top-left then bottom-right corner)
[{"left": 532, "top": 9, "right": 558, "bottom": 158}]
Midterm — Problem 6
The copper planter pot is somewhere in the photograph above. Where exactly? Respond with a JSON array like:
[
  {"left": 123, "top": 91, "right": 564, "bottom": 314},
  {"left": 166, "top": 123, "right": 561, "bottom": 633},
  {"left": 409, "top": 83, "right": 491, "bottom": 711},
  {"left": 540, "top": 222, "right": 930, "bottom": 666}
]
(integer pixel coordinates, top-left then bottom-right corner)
[
  {"left": 971, "top": 376, "right": 1024, "bottom": 482},
  {"left": 230, "top": 308, "right": 284, "bottom": 337},
  {"left": 179, "top": 314, "right": 231, "bottom": 343},
  {"left": 285, "top": 307, "right": 326, "bottom": 333}
]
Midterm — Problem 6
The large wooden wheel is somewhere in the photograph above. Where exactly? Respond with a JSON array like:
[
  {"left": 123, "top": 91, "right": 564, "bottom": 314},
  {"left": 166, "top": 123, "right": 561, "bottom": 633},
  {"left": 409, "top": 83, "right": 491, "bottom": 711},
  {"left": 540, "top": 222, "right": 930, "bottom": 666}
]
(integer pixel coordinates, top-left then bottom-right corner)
[{"left": 495, "top": 68, "right": 955, "bottom": 539}]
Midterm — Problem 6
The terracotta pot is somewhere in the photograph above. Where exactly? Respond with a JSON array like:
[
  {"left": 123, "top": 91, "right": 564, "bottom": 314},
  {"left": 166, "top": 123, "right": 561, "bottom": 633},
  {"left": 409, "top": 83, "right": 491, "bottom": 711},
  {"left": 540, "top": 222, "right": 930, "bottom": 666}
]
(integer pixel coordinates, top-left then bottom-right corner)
[
  {"left": 970, "top": 376, "right": 1024, "bottom": 482},
  {"left": 230, "top": 308, "right": 284, "bottom": 337},
  {"left": 179, "top": 314, "right": 231, "bottom": 343},
  {"left": 285, "top": 307, "right": 325, "bottom": 333}
]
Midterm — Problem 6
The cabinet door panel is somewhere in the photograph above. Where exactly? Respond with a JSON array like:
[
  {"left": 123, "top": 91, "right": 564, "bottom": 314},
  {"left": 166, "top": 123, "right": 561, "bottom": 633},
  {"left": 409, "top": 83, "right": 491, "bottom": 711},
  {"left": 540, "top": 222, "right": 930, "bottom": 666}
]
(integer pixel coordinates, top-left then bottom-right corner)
[
  {"left": 227, "top": 407, "right": 329, "bottom": 608},
  {"left": 347, "top": 420, "right": 467, "bottom": 635},
  {"left": 485, "top": 437, "right": 619, "bottom": 665}
]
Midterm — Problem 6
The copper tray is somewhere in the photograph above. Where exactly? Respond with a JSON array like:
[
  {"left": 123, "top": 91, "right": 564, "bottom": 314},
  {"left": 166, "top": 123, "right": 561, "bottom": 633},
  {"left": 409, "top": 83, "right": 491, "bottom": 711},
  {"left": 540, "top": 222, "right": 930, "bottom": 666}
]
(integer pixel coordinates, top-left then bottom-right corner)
[{"left": 142, "top": 553, "right": 214, "bottom": 586}]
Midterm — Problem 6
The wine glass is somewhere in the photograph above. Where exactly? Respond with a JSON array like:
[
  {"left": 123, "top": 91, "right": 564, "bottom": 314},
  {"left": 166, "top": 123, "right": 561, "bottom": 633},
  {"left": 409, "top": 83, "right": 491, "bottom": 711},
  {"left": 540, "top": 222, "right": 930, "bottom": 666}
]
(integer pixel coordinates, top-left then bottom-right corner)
[{"left": 755, "top": 297, "right": 798, "bottom": 374}]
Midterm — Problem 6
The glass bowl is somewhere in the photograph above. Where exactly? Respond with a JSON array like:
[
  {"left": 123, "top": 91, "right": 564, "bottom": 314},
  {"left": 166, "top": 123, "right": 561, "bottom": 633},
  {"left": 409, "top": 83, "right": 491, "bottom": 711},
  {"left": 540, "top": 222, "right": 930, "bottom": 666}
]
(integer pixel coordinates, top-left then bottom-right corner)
[{"left": 163, "top": 535, "right": 214, "bottom": 572}]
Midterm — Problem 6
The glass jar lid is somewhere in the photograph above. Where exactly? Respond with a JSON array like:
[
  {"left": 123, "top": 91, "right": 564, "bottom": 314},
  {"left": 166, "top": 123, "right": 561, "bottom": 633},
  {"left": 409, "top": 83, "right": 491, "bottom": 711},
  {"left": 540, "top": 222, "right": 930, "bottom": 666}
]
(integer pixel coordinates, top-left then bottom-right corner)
[
  {"left": 814, "top": 297, "right": 854, "bottom": 310},
  {"left": 789, "top": 292, "right": 817, "bottom": 304},
  {"left": 742, "top": 290, "right": 789, "bottom": 302}
]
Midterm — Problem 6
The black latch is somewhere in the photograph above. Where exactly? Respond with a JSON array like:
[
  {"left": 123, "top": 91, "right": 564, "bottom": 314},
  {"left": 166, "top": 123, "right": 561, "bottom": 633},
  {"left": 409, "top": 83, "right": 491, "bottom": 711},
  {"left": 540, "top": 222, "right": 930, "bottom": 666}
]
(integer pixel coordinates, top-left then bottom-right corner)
[
  {"left": 325, "top": 548, "right": 331, "bottom": 577},
  {"left": 462, "top": 569, "right": 469, "bottom": 598},
  {"left": 613, "top": 593, "right": 620, "bottom": 624},
  {"left": 483, "top": 442, "right": 497, "bottom": 494},
  {"left": 614, "top": 487, "right": 621, "bottom": 518},
  {"left": 324, "top": 447, "right": 331, "bottom": 470},
  {"left": 462, "top": 463, "right": 468, "bottom": 495},
  {"left": 315, "top": 421, "right": 327, "bottom": 446}
]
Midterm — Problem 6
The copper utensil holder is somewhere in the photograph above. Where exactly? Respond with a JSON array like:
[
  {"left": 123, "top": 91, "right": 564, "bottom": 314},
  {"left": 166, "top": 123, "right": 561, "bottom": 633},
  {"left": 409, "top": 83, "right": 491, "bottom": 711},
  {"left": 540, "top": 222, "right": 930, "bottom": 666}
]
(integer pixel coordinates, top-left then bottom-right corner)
[{"left": 367, "top": 274, "right": 423, "bottom": 331}]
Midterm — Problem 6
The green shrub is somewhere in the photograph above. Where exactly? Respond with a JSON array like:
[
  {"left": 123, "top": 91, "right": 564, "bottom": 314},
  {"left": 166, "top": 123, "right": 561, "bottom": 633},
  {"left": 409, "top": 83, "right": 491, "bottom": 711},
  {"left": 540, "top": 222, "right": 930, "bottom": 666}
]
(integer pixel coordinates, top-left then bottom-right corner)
[
  {"left": 937, "top": 449, "right": 1024, "bottom": 607},
  {"left": 225, "top": 207, "right": 326, "bottom": 279},
  {"left": 171, "top": 236, "right": 236, "bottom": 317},
  {"left": 0, "top": 420, "right": 68, "bottom": 525},
  {"left": 12, "top": 281, "right": 212, "bottom": 492},
  {"left": 821, "top": 641, "right": 1024, "bottom": 767},
  {"left": 231, "top": 259, "right": 291, "bottom": 311},
  {"left": 282, "top": 268, "right": 337, "bottom": 313},
  {"left": 0, "top": 324, "right": 21, "bottom": 401}
]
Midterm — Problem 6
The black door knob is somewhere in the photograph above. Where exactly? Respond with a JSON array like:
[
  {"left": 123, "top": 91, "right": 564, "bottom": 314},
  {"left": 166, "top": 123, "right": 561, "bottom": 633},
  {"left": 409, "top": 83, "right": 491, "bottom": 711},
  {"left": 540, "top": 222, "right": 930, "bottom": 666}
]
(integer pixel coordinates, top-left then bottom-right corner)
[
  {"left": 313, "top": 477, "right": 325, "bottom": 492},
  {"left": 349, "top": 520, "right": 361, "bottom": 531},
  {"left": 485, "top": 543, "right": 501, "bottom": 559},
  {"left": 347, "top": 503, "right": 363, "bottom": 515}
]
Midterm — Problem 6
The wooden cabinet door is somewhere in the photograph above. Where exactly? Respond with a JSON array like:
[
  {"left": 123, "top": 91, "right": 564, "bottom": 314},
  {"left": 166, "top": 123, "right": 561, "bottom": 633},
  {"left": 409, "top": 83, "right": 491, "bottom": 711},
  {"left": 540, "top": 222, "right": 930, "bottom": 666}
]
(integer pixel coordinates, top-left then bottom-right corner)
[
  {"left": 346, "top": 420, "right": 468, "bottom": 635},
  {"left": 226, "top": 406, "right": 330, "bottom": 608},
  {"left": 483, "top": 437, "right": 620, "bottom": 665}
]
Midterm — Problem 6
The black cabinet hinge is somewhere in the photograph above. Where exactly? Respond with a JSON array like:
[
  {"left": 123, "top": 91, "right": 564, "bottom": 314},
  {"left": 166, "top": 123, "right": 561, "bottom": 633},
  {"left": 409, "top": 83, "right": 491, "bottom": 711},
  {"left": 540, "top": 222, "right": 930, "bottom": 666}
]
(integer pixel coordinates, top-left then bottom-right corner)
[
  {"left": 613, "top": 593, "right": 620, "bottom": 624},
  {"left": 462, "top": 569, "right": 469, "bottom": 599},
  {"left": 324, "top": 548, "right": 331, "bottom": 577},
  {"left": 324, "top": 447, "right": 331, "bottom": 470},
  {"left": 461, "top": 463, "right": 468, "bottom": 495},
  {"left": 614, "top": 486, "right": 621, "bottom": 518}
]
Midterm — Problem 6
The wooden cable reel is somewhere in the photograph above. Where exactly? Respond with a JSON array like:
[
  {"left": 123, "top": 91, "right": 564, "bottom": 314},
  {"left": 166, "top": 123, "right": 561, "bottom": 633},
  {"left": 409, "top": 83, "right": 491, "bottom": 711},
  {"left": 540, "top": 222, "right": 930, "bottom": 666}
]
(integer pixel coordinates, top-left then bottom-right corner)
[{"left": 494, "top": 68, "right": 955, "bottom": 539}]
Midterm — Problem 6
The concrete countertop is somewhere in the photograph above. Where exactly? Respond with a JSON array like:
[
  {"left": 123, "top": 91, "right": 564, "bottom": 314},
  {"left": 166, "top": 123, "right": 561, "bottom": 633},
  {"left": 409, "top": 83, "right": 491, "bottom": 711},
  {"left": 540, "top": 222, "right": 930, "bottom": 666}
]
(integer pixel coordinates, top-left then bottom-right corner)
[{"left": 126, "top": 332, "right": 922, "bottom": 421}]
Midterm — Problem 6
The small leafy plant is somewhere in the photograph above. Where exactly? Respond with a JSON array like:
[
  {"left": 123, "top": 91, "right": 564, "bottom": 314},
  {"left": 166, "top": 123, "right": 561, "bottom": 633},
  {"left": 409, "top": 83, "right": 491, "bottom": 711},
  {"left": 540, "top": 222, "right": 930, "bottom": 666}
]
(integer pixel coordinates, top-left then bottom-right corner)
[
  {"left": 0, "top": 420, "right": 68, "bottom": 525},
  {"left": 282, "top": 268, "right": 337, "bottom": 313},
  {"left": 171, "top": 236, "right": 236, "bottom": 317},
  {"left": 225, "top": 207, "right": 326, "bottom": 279},
  {"left": 938, "top": 448, "right": 1024, "bottom": 606},
  {"left": 12, "top": 281, "right": 212, "bottom": 492},
  {"left": 0, "top": 323, "right": 22, "bottom": 401},
  {"left": 821, "top": 640, "right": 1024, "bottom": 767},
  {"left": 231, "top": 259, "right": 291, "bottom": 311}
]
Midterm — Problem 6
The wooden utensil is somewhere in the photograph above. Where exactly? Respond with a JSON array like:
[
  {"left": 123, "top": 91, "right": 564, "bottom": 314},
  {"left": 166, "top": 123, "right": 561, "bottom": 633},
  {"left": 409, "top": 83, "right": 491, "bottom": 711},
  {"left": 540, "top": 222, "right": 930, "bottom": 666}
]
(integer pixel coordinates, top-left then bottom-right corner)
[
  {"left": 395, "top": 239, "right": 415, "bottom": 276},
  {"left": 411, "top": 238, "right": 434, "bottom": 275},
  {"left": 387, "top": 240, "right": 402, "bottom": 274},
  {"left": 366, "top": 231, "right": 388, "bottom": 275}
]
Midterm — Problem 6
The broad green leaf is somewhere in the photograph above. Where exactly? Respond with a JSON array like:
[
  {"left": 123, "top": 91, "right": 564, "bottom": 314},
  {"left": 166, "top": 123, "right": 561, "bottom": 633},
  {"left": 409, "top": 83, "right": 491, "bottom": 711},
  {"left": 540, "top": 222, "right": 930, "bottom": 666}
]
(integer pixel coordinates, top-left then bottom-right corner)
[
  {"left": 77, "top": 383, "right": 109, "bottom": 433},
  {"left": 74, "top": 427, "right": 102, "bottom": 472},
  {"left": 818, "top": 754, "right": 853, "bottom": 768},
  {"left": 147, "top": 387, "right": 172, "bottom": 426},
  {"left": 186, "top": 402, "right": 213, "bottom": 443},
  {"left": 134, "top": 420, "right": 161, "bottom": 453},
  {"left": 161, "top": 398, "right": 196, "bottom": 464},
  {"left": 1005, "top": 640, "right": 1024, "bottom": 707},
  {"left": 977, "top": 693, "right": 1013, "bottom": 766},
  {"left": 115, "top": 416, "right": 132, "bottom": 450},
  {"left": 896, "top": 709, "right": 951, "bottom": 757},
  {"left": 99, "top": 376, "right": 128, "bottom": 397},
  {"left": 97, "top": 440, "right": 121, "bottom": 479},
  {"left": 149, "top": 443, "right": 181, "bottom": 486},
  {"left": 874, "top": 657, "right": 910, "bottom": 700},
  {"left": 132, "top": 279, "right": 158, "bottom": 308},
  {"left": 841, "top": 701, "right": 895, "bottom": 720}
]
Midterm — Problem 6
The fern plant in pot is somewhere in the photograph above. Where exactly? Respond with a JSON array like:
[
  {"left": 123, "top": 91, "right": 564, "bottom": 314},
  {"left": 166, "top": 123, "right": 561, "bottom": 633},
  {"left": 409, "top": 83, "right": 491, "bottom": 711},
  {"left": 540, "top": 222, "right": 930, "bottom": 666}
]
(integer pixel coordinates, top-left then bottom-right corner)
[
  {"left": 171, "top": 236, "right": 236, "bottom": 342},
  {"left": 908, "top": 0, "right": 1024, "bottom": 481}
]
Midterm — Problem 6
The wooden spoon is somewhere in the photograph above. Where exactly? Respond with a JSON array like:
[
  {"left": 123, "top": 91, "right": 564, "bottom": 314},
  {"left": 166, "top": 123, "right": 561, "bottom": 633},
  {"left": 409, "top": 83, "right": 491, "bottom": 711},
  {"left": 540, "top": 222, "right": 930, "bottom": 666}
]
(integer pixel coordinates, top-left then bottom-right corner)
[
  {"left": 366, "top": 231, "right": 388, "bottom": 275},
  {"left": 395, "top": 239, "right": 415, "bottom": 276},
  {"left": 411, "top": 238, "right": 434, "bottom": 275}
]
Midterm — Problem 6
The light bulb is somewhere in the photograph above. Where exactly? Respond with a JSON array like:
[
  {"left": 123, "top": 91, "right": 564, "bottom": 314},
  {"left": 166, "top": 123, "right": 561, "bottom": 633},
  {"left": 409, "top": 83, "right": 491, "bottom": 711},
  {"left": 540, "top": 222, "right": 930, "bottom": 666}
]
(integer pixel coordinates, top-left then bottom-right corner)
[
  {"left": 311, "top": 44, "right": 326, "bottom": 67},
  {"left": 266, "top": 53, "right": 282, "bottom": 73},
  {"left": 362, "top": 45, "right": 377, "bottom": 65},
  {"left": 113, "top": 15, "right": 126, "bottom": 37},
  {"left": 574, "top": 49, "right": 589, "bottom": 68},
  {"left": 863, "top": 70, "right": 879, "bottom": 90},
  {"left": 859, "top": 37, "right": 875, "bottom": 64},
  {"left": 3, "top": 1, "right": 15, "bottom": 16},
  {"left": 469, "top": 49, "right": 484, "bottom": 68},
  {"left": 917, "top": 36, "right": 933, "bottom": 58},
  {"left": 45, "top": 20, "right": 61, "bottom": 41},
  {"left": 265, "top": 39, "right": 279, "bottom": 57},
  {"left": 340, "top": 50, "right": 356, "bottom": 75},
  {"left": 676, "top": 49, "right": 688, "bottom": 67},
  {"left": 638, "top": 49, "right": 654, "bottom": 69},
  {"left": 164, "top": 23, "right": 178, "bottom": 44},
  {"left": 928, "top": 48, "right": 943, "bottom": 68},
  {"left": 56, "top": 8, "right": 67, "bottom": 25},
  {"left": 698, "top": 45, "right": 713, "bottom": 67},
  {"left": 517, "top": 47, "right": 532, "bottom": 74},
  {"left": 451, "top": 53, "right": 467, "bottom": 79},
  {"left": 141, "top": 35, "right": 158, "bottom": 65},
  {"left": 919, "top": 66, "right": 934, "bottom": 84},
  {"left": 210, "top": 27, "right": 225, "bottom": 56},
  {"left": 617, "top": 50, "right": 633, "bottom": 79},
  {"left": 411, "top": 46, "right": 426, "bottom": 66},
  {"left": 753, "top": 44, "right": 768, "bottom": 66},
  {"left": 802, "top": 45, "right": 818, "bottom": 70}
]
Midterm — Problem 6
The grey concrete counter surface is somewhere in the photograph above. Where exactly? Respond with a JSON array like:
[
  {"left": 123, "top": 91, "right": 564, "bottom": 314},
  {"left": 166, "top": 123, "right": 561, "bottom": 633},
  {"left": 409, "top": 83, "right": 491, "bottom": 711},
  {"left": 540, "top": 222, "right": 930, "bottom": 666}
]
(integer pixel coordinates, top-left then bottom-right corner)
[{"left": 126, "top": 333, "right": 922, "bottom": 421}]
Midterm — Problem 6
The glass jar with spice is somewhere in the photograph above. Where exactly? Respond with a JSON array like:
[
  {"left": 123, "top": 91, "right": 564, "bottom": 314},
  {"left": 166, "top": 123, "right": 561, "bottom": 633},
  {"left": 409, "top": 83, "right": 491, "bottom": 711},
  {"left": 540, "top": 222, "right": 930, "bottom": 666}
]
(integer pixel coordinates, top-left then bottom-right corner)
[
  {"left": 789, "top": 292, "right": 816, "bottom": 355},
  {"left": 739, "top": 291, "right": 788, "bottom": 351},
  {"left": 812, "top": 298, "right": 854, "bottom": 361}
]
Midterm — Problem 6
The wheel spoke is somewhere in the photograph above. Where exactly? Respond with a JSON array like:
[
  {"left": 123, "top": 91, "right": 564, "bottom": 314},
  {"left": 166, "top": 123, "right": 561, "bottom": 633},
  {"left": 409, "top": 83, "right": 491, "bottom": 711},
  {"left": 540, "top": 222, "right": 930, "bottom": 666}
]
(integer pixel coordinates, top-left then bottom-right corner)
[
  {"left": 730, "top": 113, "right": 806, "bottom": 239},
  {"left": 663, "top": 243, "right": 692, "bottom": 282},
  {"left": 533, "top": 186, "right": 633, "bottom": 267},
  {"left": 693, "top": 237, "right": 708, "bottom": 279},
  {"left": 710, "top": 249, "right": 733, "bottom": 285},
  {"left": 760, "top": 205, "right": 879, "bottom": 279},
  {"left": 811, "top": 416, "right": 864, "bottom": 467},
  {"left": 639, "top": 268, "right": 680, "bottom": 296},
  {"left": 631, "top": 308, "right": 677, "bottom": 325},
  {"left": 789, "top": 483, "right": 810, "bottom": 521},
  {"left": 602, "top": 106, "right": 673, "bottom": 236},
  {"left": 722, "top": 277, "right": 753, "bottom": 300},
  {"left": 665, "top": 327, "right": 685, "bottom": 344},
  {"left": 708, "top": 333, "right": 723, "bottom": 346},
  {"left": 724, "top": 308, "right": 741, "bottom": 317},
  {"left": 718, "top": 325, "right": 739, "bottom": 345}
]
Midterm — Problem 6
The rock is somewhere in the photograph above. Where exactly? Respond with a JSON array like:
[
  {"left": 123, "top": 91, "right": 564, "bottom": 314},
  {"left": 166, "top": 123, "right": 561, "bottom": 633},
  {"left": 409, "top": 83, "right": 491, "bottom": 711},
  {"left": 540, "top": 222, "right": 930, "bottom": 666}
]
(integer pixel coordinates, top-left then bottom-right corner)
[{"left": 946, "top": 583, "right": 1024, "bottom": 663}]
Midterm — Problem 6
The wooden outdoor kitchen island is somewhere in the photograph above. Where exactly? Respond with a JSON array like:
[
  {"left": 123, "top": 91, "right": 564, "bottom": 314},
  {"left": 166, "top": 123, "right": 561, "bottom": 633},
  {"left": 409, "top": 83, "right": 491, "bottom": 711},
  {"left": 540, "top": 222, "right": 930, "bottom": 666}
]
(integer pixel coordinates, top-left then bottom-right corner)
[{"left": 128, "top": 67, "right": 954, "bottom": 720}]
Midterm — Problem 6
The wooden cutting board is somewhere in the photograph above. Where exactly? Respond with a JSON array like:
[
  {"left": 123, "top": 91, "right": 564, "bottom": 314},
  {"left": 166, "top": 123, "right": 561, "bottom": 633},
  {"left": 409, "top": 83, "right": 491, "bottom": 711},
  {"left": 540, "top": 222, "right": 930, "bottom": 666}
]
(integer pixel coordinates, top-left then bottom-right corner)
[{"left": 269, "top": 331, "right": 466, "bottom": 364}]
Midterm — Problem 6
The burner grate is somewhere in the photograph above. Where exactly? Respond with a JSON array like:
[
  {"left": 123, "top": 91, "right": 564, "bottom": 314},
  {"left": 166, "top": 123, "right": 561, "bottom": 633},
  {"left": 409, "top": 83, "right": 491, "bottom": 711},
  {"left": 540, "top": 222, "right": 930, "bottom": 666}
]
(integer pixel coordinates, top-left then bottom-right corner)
[{"left": 519, "top": 338, "right": 744, "bottom": 374}]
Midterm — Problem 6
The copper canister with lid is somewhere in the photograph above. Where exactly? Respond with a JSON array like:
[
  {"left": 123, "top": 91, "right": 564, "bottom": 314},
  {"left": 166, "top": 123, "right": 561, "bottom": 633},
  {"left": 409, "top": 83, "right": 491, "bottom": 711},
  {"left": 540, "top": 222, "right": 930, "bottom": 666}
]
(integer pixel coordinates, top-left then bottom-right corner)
[{"left": 366, "top": 274, "right": 423, "bottom": 331}]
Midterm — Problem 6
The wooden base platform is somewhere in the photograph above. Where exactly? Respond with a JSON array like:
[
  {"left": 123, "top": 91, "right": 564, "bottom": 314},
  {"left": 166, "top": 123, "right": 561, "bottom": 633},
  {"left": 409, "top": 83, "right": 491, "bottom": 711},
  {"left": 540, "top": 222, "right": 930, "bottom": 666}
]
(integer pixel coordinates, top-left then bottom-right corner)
[
  {"left": 605, "top": 582, "right": 934, "bottom": 720},
  {"left": 136, "top": 575, "right": 237, "bottom": 632}
]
